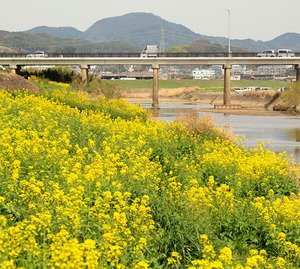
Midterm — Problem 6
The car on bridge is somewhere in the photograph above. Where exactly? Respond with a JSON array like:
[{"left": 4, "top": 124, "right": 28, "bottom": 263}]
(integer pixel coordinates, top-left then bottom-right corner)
[
  {"left": 140, "top": 45, "right": 159, "bottom": 58},
  {"left": 26, "top": 51, "right": 48, "bottom": 58},
  {"left": 277, "top": 49, "right": 295, "bottom": 57},
  {"left": 257, "top": 50, "right": 276, "bottom": 57}
]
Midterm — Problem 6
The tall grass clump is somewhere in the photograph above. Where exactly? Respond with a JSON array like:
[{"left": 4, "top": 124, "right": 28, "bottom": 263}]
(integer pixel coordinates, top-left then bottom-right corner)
[
  {"left": 174, "top": 110, "right": 232, "bottom": 141},
  {"left": 273, "top": 82, "right": 300, "bottom": 113},
  {"left": 281, "top": 82, "right": 300, "bottom": 111},
  {"left": 71, "top": 75, "right": 121, "bottom": 99}
]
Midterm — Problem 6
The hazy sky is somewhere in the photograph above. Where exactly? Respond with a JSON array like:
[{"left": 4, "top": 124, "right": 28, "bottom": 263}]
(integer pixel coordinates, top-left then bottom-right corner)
[{"left": 2, "top": 0, "right": 299, "bottom": 41}]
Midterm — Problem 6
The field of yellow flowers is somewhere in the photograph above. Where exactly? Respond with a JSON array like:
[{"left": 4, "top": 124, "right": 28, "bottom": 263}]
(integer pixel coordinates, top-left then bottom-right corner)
[{"left": 0, "top": 78, "right": 299, "bottom": 268}]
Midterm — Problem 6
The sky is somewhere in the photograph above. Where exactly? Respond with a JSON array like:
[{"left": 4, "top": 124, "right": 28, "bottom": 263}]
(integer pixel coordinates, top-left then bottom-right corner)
[{"left": 2, "top": 0, "right": 299, "bottom": 41}]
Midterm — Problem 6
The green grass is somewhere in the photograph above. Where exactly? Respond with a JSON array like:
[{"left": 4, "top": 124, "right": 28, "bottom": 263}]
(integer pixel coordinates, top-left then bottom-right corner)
[{"left": 109, "top": 79, "right": 291, "bottom": 91}]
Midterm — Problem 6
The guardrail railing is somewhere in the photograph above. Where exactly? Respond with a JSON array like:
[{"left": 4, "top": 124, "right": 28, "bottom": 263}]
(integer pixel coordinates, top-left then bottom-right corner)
[{"left": 0, "top": 52, "right": 300, "bottom": 58}]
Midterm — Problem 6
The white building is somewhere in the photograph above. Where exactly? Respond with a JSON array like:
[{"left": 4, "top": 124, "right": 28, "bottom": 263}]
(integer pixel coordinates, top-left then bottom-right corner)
[
  {"left": 231, "top": 65, "right": 245, "bottom": 75},
  {"left": 192, "top": 68, "right": 216, "bottom": 79},
  {"left": 256, "top": 65, "right": 289, "bottom": 76}
]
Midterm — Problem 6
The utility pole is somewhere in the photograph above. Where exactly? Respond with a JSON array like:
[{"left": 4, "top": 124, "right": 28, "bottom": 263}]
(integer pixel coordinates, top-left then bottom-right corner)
[{"left": 226, "top": 9, "right": 231, "bottom": 57}]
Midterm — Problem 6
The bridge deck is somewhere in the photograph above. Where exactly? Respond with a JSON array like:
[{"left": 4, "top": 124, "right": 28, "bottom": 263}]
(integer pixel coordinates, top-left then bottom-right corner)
[{"left": 1, "top": 57, "right": 300, "bottom": 66}]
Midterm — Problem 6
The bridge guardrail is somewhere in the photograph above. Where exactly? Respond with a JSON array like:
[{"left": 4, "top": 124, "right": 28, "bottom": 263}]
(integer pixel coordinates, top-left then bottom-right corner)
[{"left": 0, "top": 52, "right": 300, "bottom": 58}]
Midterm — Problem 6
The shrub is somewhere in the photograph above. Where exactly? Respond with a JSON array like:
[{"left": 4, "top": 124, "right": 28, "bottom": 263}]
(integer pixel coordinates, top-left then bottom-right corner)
[
  {"left": 20, "top": 66, "right": 78, "bottom": 83},
  {"left": 71, "top": 75, "right": 121, "bottom": 99},
  {"left": 282, "top": 82, "right": 300, "bottom": 110},
  {"left": 273, "top": 82, "right": 300, "bottom": 113},
  {"left": 174, "top": 110, "right": 232, "bottom": 141}
]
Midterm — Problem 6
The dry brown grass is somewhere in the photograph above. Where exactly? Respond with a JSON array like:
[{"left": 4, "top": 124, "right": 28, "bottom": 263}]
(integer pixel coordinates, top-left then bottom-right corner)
[
  {"left": 273, "top": 82, "right": 300, "bottom": 113},
  {"left": 121, "top": 87, "right": 197, "bottom": 99},
  {"left": 243, "top": 90, "right": 277, "bottom": 98},
  {"left": 158, "top": 87, "right": 197, "bottom": 97},
  {"left": 0, "top": 72, "right": 39, "bottom": 93},
  {"left": 174, "top": 110, "right": 233, "bottom": 140}
]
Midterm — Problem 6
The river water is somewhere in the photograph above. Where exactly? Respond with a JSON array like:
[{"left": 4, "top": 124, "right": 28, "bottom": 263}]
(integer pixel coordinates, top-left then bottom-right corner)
[{"left": 130, "top": 100, "right": 300, "bottom": 163}]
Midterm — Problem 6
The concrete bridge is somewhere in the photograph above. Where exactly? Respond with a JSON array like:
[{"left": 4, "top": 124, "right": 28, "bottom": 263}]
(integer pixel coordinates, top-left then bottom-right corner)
[{"left": 0, "top": 56, "right": 299, "bottom": 110}]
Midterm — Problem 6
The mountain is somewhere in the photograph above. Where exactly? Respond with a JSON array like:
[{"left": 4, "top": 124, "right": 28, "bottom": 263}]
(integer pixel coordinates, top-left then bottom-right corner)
[
  {"left": 0, "top": 31, "right": 139, "bottom": 53},
  {"left": 186, "top": 34, "right": 299, "bottom": 52},
  {"left": 27, "top": 26, "right": 82, "bottom": 39},
  {"left": 2, "top": 12, "right": 300, "bottom": 53},
  {"left": 25, "top": 12, "right": 300, "bottom": 52},
  {"left": 202, "top": 36, "right": 267, "bottom": 52},
  {"left": 79, "top": 12, "right": 201, "bottom": 47},
  {"left": 266, "top": 32, "right": 300, "bottom": 51}
]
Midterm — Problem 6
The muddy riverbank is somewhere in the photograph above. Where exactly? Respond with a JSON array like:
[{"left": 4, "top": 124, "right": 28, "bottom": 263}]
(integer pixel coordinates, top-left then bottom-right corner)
[{"left": 121, "top": 88, "right": 299, "bottom": 116}]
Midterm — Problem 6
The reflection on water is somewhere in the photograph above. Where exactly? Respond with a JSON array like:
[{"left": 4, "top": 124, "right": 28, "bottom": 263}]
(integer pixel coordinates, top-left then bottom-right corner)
[
  {"left": 129, "top": 100, "right": 300, "bottom": 163},
  {"left": 211, "top": 114, "right": 300, "bottom": 163},
  {"left": 291, "top": 129, "right": 300, "bottom": 142}
]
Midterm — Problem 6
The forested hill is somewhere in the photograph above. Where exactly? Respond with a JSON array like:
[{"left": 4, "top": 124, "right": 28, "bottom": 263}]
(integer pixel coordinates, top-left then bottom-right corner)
[
  {"left": 79, "top": 12, "right": 202, "bottom": 47},
  {"left": 0, "top": 30, "right": 139, "bottom": 53},
  {"left": 26, "top": 12, "right": 300, "bottom": 51},
  {"left": 1, "top": 12, "right": 299, "bottom": 52}
]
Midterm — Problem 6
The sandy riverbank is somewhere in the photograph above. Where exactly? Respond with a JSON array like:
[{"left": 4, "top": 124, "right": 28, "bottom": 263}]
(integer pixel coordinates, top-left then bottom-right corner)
[{"left": 121, "top": 87, "right": 298, "bottom": 116}]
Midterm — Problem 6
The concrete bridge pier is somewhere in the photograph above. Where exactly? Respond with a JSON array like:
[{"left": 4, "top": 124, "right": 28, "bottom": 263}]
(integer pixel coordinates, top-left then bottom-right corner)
[
  {"left": 223, "top": 64, "right": 232, "bottom": 105},
  {"left": 214, "top": 64, "right": 241, "bottom": 110},
  {"left": 80, "top": 65, "right": 90, "bottom": 84},
  {"left": 296, "top": 64, "right": 300, "bottom": 82},
  {"left": 10, "top": 65, "right": 21, "bottom": 75},
  {"left": 152, "top": 64, "right": 159, "bottom": 110}
]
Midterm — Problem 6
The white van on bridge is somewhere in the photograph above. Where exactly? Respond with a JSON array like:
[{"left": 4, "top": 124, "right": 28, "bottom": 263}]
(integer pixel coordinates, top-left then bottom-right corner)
[
  {"left": 257, "top": 49, "right": 295, "bottom": 57},
  {"left": 140, "top": 45, "right": 159, "bottom": 58},
  {"left": 257, "top": 50, "right": 276, "bottom": 57},
  {"left": 277, "top": 49, "right": 295, "bottom": 57},
  {"left": 26, "top": 51, "right": 48, "bottom": 58}
]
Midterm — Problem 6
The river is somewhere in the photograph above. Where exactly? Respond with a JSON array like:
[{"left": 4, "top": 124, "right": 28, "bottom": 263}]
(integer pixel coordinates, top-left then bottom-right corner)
[{"left": 130, "top": 100, "right": 300, "bottom": 163}]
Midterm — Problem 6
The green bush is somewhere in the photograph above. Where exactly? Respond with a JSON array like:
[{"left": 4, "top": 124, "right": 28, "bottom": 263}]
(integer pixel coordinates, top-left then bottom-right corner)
[{"left": 20, "top": 66, "right": 78, "bottom": 83}]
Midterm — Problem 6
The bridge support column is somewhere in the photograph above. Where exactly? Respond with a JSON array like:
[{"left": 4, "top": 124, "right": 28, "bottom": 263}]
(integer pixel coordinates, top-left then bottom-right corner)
[
  {"left": 223, "top": 64, "right": 232, "bottom": 105},
  {"left": 152, "top": 64, "right": 159, "bottom": 110},
  {"left": 296, "top": 64, "right": 300, "bottom": 82},
  {"left": 10, "top": 65, "right": 21, "bottom": 75},
  {"left": 80, "top": 65, "right": 89, "bottom": 84}
]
